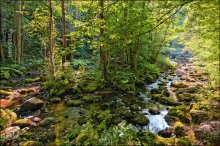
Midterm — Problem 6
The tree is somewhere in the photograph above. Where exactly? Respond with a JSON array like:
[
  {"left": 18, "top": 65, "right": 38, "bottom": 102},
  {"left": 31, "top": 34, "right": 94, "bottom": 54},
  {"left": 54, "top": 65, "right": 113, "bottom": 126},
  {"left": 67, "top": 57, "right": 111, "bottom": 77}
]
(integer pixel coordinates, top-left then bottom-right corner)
[{"left": 61, "top": 0, "right": 67, "bottom": 66}]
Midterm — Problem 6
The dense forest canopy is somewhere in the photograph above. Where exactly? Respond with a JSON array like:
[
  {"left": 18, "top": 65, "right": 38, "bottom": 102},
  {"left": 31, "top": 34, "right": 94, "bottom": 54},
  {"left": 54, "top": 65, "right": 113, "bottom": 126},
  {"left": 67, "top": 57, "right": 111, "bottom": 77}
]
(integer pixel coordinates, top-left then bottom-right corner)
[{"left": 0, "top": 0, "right": 219, "bottom": 146}]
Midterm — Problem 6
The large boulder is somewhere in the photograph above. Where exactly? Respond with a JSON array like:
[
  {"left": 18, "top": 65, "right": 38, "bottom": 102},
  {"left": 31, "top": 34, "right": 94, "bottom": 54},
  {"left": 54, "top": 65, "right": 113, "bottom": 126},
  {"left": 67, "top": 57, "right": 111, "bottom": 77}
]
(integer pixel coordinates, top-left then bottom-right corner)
[
  {"left": 132, "top": 113, "right": 149, "bottom": 126},
  {"left": 19, "top": 97, "right": 44, "bottom": 111},
  {"left": 158, "top": 127, "right": 173, "bottom": 138}
]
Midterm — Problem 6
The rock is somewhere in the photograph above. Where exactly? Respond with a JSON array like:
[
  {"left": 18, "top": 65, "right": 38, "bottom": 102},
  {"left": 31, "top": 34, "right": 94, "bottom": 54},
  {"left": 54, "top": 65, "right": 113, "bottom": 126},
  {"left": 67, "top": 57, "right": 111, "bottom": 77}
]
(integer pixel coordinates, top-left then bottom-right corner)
[
  {"left": 168, "top": 106, "right": 191, "bottom": 123},
  {"left": 150, "top": 88, "right": 161, "bottom": 94},
  {"left": 155, "top": 135, "right": 175, "bottom": 145},
  {"left": 65, "top": 99, "right": 82, "bottom": 106},
  {"left": 171, "top": 81, "right": 189, "bottom": 88},
  {"left": 151, "top": 94, "right": 180, "bottom": 106},
  {"left": 94, "top": 90, "right": 119, "bottom": 96},
  {"left": 177, "top": 138, "right": 192, "bottom": 146},
  {"left": 12, "top": 119, "right": 33, "bottom": 128},
  {"left": 0, "top": 71, "right": 10, "bottom": 79},
  {"left": 132, "top": 113, "right": 149, "bottom": 126},
  {"left": 174, "top": 121, "right": 186, "bottom": 137},
  {"left": 0, "top": 109, "right": 17, "bottom": 129},
  {"left": 39, "top": 117, "right": 55, "bottom": 127},
  {"left": 130, "top": 104, "right": 140, "bottom": 111},
  {"left": 20, "top": 97, "right": 44, "bottom": 111},
  {"left": 32, "top": 117, "right": 41, "bottom": 122},
  {"left": 149, "top": 107, "right": 160, "bottom": 115},
  {"left": 190, "top": 110, "right": 209, "bottom": 124},
  {"left": 0, "top": 126, "right": 20, "bottom": 139},
  {"left": 21, "top": 141, "right": 43, "bottom": 146},
  {"left": 177, "top": 93, "right": 194, "bottom": 102},
  {"left": 162, "top": 89, "right": 170, "bottom": 97},
  {"left": 0, "top": 89, "right": 12, "bottom": 96},
  {"left": 158, "top": 127, "right": 173, "bottom": 138},
  {"left": 49, "top": 97, "right": 61, "bottom": 103},
  {"left": 117, "top": 106, "right": 132, "bottom": 119}
]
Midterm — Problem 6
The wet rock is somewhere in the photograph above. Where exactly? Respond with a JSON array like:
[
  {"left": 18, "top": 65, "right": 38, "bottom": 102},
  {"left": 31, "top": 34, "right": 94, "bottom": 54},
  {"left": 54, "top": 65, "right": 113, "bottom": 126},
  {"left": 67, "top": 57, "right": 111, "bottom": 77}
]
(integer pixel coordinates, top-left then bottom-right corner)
[
  {"left": 12, "top": 119, "right": 33, "bottom": 128},
  {"left": 149, "top": 107, "right": 160, "bottom": 115},
  {"left": 39, "top": 117, "right": 55, "bottom": 127},
  {"left": 171, "top": 81, "right": 189, "bottom": 88},
  {"left": 0, "top": 126, "right": 20, "bottom": 139},
  {"left": 65, "top": 99, "right": 82, "bottom": 106},
  {"left": 150, "top": 88, "right": 161, "bottom": 94},
  {"left": 174, "top": 121, "right": 186, "bottom": 137},
  {"left": 132, "top": 113, "right": 149, "bottom": 126},
  {"left": 20, "top": 97, "right": 44, "bottom": 111},
  {"left": 190, "top": 110, "right": 209, "bottom": 124},
  {"left": 168, "top": 106, "right": 191, "bottom": 123},
  {"left": 158, "top": 127, "right": 173, "bottom": 138},
  {"left": 49, "top": 97, "right": 61, "bottom": 103},
  {"left": 21, "top": 141, "right": 43, "bottom": 146},
  {"left": 155, "top": 135, "right": 175, "bottom": 145}
]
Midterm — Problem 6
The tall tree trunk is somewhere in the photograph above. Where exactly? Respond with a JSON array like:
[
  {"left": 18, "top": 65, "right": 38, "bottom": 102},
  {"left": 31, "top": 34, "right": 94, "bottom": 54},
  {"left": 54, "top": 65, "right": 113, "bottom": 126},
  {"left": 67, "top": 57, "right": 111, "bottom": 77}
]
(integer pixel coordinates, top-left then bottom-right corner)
[
  {"left": 114, "top": 1, "right": 118, "bottom": 68},
  {"left": 48, "top": 0, "right": 55, "bottom": 76},
  {"left": 122, "top": 2, "right": 127, "bottom": 67},
  {"left": 61, "top": 0, "right": 67, "bottom": 65},
  {"left": 133, "top": 39, "right": 140, "bottom": 70},
  {"left": 0, "top": 0, "right": 5, "bottom": 64},
  {"left": 21, "top": 0, "right": 24, "bottom": 62},
  {"left": 16, "top": 0, "right": 22, "bottom": 64},
  {"left": 99, "top": 0, "right": 108, "bottom": 83}
]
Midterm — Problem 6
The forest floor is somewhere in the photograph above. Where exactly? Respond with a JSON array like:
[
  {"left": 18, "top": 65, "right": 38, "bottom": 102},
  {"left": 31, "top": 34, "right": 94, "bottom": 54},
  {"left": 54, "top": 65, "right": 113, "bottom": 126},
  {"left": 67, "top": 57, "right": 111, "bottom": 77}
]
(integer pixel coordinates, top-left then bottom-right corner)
[{"left": 0, "top": 53, "right": 219, "bottom": 145}]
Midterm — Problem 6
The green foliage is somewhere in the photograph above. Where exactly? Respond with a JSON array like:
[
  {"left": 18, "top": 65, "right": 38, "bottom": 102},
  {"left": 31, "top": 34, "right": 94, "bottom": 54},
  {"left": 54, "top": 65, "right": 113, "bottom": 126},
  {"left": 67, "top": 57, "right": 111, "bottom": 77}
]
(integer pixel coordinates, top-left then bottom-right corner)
[
  {"left": 156, "top": 56, "right": 176, "bottom": 70},
  {"left": 70, "top": 59, "right": 92, "bottom": 70}
]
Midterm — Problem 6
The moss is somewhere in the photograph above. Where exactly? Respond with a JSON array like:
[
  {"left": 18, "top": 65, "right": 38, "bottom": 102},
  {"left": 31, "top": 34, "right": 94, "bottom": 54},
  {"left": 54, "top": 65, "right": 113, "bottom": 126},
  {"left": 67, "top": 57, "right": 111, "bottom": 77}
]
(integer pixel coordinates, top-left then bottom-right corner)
[
  {"left": 50, "top": 97, "right": 61, "bottom": 103},
  {"left": 21, "top": 141, "right": 43, "bottom": 146},
  {"left": 81, "top": 82, "right": 98, "bottom": 93},
  {"left": 0, "top": 89, "right": 12, "bottom": 96},
  {"left": 151, "top": 94, "right": 180, "bottom": 106},
  {"left": 65, "top": 99, "right": 82, "bottom": 106},
  {"left": 12, "top": 119, "right": 32, "bottom": 128},
  {"left": 169, "top": 106, "right": 191, "bottom": 123},
  {"left": 177, "top": 138, "right": 192, "bottom": 146},
  {"left": 171, "top": 81, "right": 188, "bottom": 88},
  {"left": 82, "top": 95, "right": 95, "bottom": 103},
  {"left": 174, "top": 122, "right": 186, "bottom": 137},
  {"left": 130, "top": 104, "right": 140, "bottom": 111},
  {"left": 132, "top": 113, "right": 149, "bottom": 126},
  {"left": 155, "top": 135, "right": 175, "bottom": 146}
]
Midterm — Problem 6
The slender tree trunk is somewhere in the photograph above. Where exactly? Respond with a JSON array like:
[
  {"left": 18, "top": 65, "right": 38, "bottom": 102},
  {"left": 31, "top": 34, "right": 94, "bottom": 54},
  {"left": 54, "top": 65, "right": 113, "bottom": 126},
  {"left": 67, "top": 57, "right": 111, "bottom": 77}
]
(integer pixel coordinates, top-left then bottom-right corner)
[
  {"left": 48, "top": 0, "right": 55, "bottom": 75},
  {"left": 61, "top": 0, "right": 67, "bottom": 65},
  {"left": 16, "top": 0, "right": 22, "bottom": 64},
  {"left": 0, "top": 0, "right": 5, "bottom": 64},
  {"left": 99, "top": 0, "right": 108, "bottom": 83},
  {"left": 122, "top": 2, "right": 127, "bottom": 67},
  {"left": 21, "top": 0, "right": 24, "bottom": 62},
  {"left": 133, "top": 39, "right": 140, "bottom": 70},
  {"left": 114, "top": 1, "right": 118, "bottom": 68}
]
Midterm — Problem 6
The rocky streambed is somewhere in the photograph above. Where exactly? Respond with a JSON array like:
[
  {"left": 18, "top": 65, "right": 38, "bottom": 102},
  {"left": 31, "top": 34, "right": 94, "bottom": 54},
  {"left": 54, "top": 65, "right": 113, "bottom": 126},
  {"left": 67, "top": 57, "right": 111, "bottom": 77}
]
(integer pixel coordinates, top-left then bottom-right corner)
[{"left": 0, "top": 54, "right": 219, "bottom": 145}]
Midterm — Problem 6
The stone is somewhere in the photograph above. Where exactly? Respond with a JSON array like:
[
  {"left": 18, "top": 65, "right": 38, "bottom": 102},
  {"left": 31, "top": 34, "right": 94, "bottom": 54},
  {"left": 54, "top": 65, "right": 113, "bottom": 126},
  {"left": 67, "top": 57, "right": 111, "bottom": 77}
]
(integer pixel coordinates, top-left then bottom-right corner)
[
  {"left": 39, "top": 117, "right": 55, "bottom": 127},
  {"left": 132, "top": 113, "right": 149, "bottom": 126},
  {"left": 151, "top": 94, "right": 180, "bottom": 106},
  {"left": 168, "top": 106, "right": 191, "bottom": 124},
  {"left": 20, "top": 97, "right": 44, "bottom": 111},
  {"left": 190, "top": 110, "right": 209, "bottom": 124},
  {"left": 49, "top": 97, "right": 61, "bottom": 103},
  {"left": 171, "top": 81, "right": 189, "bottom": 88},
  {"left": 149, "top": 107, "right": 160, "bottom": 115},
  {"left": 0, "top": 89, "right": 12, "bottom": 96},
  {"left": 0, "top": 109, "right": 17, "bottom": 128},
  {"left": 0, "top": 126, "right": 20, "bottom": 139},
  {"left": 32, "top": 117, "right": 41, "bottom": 122},
  {"left": 12, "top": 119, "right": 33, "bottom": 128},
  {"left": 21, "top": 141, "right": 43, "bottom": 146},
  {"left": 155, "top": 135, "right": 175, "bottom": 145},
  {"left": 158, "top": 127, "right": 173, "bottom": 138},
  {"left": 174, "top": 121, "right": 186, "bottom": 137},
  {"left": 177, "top": 93, "right": 194, "bottom": 102}
]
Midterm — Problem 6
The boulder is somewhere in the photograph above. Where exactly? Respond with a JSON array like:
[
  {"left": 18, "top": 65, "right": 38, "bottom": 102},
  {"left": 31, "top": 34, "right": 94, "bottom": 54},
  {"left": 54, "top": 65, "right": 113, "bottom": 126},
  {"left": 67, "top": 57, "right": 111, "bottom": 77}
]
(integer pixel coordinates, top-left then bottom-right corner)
[
  {"left": 0, "top": 126, "right": 20, "bottom": 139},
  {"left": 171, "top": 81, "right": 189, "bottom": 88},
  {"left": 39, "top": 117, "right": 55, "bottom": 127},
  {"left": 149, "top": 107, "right": 160, "bottom": 115},
  {"left": 174, "top": 121, "right": 186, "bottom": 137},
  {"left": 190, "top": 110, "right": 210, "bottom": 124},
  {"left": 0, "top": 89, "right": 12, "bottom": 96},
  {"left": 158, "top": 127, "right": 173, "bottom": 138},
  {"left": 20, "top": 97, "right": 44, "bottom": 111},
  {"left": 151, "top": 94, "right": 180, "bottom": 106},
  {"left": 132, "top": 113, "right": 149, "bottom": 126},
  {"left": 177, "top": 93, "right": 194, "bottom": 102}
]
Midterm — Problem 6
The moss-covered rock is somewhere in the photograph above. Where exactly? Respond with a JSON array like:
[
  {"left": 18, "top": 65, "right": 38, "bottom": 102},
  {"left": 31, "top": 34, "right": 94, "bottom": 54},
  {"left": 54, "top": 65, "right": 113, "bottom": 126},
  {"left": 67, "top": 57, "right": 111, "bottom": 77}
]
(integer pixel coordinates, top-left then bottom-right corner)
[
  {"left": 177, "top": 93, "right": 194, "bottom": 102},
  {"left": 0, "top": 109, "right": 17, "bottom": 130},
  {"left": 190, "top": 110, "right": 210, "bottom": 124},
  {"left": 155, "top": 135, "right": 175, "bottom": 146},
  {"left": 169, "top": 106, "right": 191, "bottom": 123},
  {"left": 21, "top": 141, "right": 43, "bottom": 146},
  {"left": 151, "top": 94, "right": 180, "bottom": 106},
  {"left": 130, "top": 104, "right": 140, "bottom": 111},
  {"left": 25, "top": 77, "right": 41, "bottom": 83},
  {"left": 149, "top": 107, "right": 160, "bottom": 115},
  {"left": 117, "top": 106, "right": 132, "bottom": 119},
  {"left": 39, "top": 117, "right": 55, "bottom": 127},
  {"left": 177, "top": 138, "right": 192, "bottom": 146},
  {"left": 171, "top": 81, "right": 189, "bottom": 88},
  {"left": 12, "top": 119, "right": 33, "bottom": 128},
  {"left": 174, "top": 121, "right": 186, "bottom": 137},
  {"left": 0, "top": 89, "right": 12, "bottom": 96},
  {"left": 132, "top": 113, "right": 149, "bottom": 126},
  {"left": 158, "top": 127, "right": 173, "bottom": 138},
  {"left": 81, "top": 82, "right": 98, "bottom": 93},
  {"left": 65, "top": 99, "right": 82, "bottom": 106},
  {"left": 19, "top": 97, "right": 44, "bottom": 111},
  {"left": 50, "top": 97, "right": 61, "bottom": 103}
]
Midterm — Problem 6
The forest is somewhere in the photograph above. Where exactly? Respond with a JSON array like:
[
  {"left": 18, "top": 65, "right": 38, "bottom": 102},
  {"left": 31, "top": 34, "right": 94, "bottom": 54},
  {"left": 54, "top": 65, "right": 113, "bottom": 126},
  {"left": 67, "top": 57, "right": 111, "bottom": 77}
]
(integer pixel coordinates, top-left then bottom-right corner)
[{"left": 0, "top": 0, "right": 219, "bottom": 145}]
